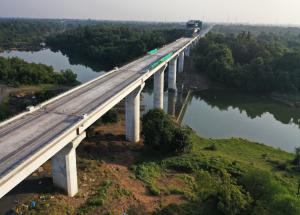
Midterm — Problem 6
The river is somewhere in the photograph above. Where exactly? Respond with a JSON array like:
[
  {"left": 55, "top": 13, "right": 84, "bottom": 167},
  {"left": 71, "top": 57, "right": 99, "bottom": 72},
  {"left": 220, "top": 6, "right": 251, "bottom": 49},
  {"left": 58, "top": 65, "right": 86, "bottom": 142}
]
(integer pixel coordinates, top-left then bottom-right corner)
[{"left": 1, "top": 49, "right": 300, "bottom": 152}]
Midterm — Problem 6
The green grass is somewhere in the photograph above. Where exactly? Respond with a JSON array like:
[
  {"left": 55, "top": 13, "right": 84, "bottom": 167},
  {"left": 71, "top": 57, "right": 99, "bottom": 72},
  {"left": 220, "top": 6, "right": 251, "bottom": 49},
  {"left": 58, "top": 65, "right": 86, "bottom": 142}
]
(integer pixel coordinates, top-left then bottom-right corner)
[
  {"left": 133, "top": 132, "right": 300, "bottom": 215},
  {"left": 132, "top": 162, "right": 162, "bottom": 196},
  {"left": 112, "top": 186, "right": 132, "bottom": 198},
  {"left": 78, "top": 180, "right": 112, "bottom": 215}
]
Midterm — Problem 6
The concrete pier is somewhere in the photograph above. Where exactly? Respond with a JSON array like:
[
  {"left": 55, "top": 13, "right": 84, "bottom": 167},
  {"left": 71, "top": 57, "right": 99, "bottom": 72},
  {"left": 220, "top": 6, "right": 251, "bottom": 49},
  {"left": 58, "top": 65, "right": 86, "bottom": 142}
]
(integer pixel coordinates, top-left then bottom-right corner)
[
  {"left": 185, "top": 47, "right": 190, "bottom": 57},
  {"left": 168, "top": 57, "right": 178, "bottom": 91},
  {"left": 52, "top": 132, "right": 86, "bottom": 197},
  {"left": 154, "top": 66, "right": 166, "bottom": 109},
  {"left": 125, "top": 84, "right": 144, "bottom": 142},
  {"left": 178, "top": 52, "right": 185, "bottom": 73}
]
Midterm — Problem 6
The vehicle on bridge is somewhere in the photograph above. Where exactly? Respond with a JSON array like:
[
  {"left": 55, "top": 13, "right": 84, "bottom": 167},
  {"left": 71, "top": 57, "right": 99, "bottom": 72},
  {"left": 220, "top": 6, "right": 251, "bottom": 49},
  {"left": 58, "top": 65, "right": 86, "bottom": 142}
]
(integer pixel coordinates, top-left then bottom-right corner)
[
  {"left": 186, "top": 20, "right": 202, "bottom": 37},
  {"left": 149, "top": 52, "right": 174, "bottom": 70}
]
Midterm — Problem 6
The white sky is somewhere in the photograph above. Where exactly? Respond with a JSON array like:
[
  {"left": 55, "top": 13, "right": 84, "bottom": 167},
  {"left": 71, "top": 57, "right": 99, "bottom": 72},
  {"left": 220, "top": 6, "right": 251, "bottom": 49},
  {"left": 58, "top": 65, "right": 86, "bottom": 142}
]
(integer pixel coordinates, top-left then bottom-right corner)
[{"left": 1, "top": 0, "right": 300, "bottom": 25}]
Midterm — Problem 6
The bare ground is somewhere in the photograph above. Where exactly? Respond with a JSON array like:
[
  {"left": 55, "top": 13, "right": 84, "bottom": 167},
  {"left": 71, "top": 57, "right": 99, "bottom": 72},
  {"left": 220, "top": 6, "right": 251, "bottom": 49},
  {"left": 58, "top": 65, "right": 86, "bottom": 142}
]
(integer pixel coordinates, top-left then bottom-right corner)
[{"left": 1, "top": 114, "right": 186, "bottom": 215}]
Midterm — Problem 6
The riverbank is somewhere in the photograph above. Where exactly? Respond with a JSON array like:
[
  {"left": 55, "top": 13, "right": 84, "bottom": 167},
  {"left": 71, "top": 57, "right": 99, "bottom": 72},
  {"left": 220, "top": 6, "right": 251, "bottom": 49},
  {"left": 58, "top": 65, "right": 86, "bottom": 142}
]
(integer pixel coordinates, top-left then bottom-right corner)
[
  {"left": 270, "top": 92, "right": 300, "bottom": 107},
  {"left": 0, "top": 85, "right": 17, "bottom": 103},
  {"left": 2, "top": 111, "right": 299, "bottom": 215},
  {"left": 0, "top": 84, "right": 70, "bottom": 122}
]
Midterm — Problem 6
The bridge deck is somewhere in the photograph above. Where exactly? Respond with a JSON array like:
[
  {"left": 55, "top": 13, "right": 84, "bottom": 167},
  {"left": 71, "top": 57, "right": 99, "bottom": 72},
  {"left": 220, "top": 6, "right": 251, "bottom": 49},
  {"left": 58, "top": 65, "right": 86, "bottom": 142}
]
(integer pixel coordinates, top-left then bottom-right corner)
[{"left": 0, "top": 37, "right": 192, "bottom": 178}]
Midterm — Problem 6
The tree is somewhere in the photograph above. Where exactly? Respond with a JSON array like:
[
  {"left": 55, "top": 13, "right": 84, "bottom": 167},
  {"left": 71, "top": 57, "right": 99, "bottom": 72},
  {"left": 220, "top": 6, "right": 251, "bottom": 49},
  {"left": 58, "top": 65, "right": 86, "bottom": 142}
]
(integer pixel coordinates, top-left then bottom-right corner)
[{"left": 142, "top": 109, "right": 192, "bottom": 155}]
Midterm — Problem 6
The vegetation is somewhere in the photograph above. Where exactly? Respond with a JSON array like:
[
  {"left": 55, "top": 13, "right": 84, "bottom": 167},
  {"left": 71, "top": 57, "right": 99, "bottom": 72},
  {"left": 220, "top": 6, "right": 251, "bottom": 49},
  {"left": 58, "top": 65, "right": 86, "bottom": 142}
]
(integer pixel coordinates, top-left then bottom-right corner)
[
  {"left": 47, "top": 25, "right": 185, "bottom": 67},
  {"left": 0, "top": 19, "right": 63, "bottom": 50},
  {"left": 11, "top": 109, "right": 300, "bottom": 215},
  {"left": 100, "top": 109, "right": 119, "bottom": 124},
  {"left": 134, "top": 110, "right": 300, "bottom": 214},
  {"left": 78, "top": 180, "right": 113, "bottom": 214},
  {"left": 0, "top": 85, "right": 65, "bottom": 121},
  {"left": 0, "top": 18, "right": 114, "bottom": 50},
  {"left": 0, "top": 56, "right": 78, "bottom": 121},
  {"left": 193, "top": 27, "right": 300, "bottom": 92},
  {"left": 4, "top": 23, "right": 300, "bottom": 214},
  {"left": 142, "top": 109, "right": 192, "bottom": 155},
  {"left": 0, "top": 57, "right": 78, "bottom": 87}
]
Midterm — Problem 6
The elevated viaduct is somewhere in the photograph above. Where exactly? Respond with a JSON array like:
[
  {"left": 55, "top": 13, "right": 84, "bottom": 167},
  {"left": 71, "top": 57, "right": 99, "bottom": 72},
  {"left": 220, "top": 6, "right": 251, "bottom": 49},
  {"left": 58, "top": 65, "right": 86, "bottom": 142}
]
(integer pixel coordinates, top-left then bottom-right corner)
[{"left": 0, "top": 27, "right": 211, "bottom": 198}]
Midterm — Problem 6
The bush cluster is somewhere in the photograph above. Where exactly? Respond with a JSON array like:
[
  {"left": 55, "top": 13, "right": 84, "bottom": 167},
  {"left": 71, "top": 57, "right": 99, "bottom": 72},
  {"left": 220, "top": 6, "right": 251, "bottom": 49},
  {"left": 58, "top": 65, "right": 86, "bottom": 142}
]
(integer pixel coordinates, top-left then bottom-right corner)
[{"left": 142, "top": 109, "right": 192, "bottom": 155}]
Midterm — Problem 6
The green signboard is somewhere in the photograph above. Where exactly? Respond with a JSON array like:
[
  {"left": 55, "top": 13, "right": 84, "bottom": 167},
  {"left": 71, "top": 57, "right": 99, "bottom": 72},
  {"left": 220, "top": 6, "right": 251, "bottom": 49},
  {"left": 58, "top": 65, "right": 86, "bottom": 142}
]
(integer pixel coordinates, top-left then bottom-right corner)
[
  {"left": 148, "top": 48, "right": 158, "bottom": 55},
  {"left": 150, "top": 52, "right": 174, "bottom": 69}
]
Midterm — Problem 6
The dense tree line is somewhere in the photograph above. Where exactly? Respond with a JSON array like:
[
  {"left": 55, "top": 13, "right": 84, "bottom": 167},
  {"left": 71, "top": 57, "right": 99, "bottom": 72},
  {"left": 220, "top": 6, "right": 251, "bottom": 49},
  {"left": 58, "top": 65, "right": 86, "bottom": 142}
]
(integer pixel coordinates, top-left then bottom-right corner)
[
  {"left": 193, "top": 30, "right": 300, "bottom": 92},
  {"left": 0, "top": 57, "right": 78, "bottom": 86},
  {"left": 0, "top": 18, "right": 122, "bottom": 50},
  {"left": 0, "top": 19, "right": 66, "bottom": 50},
  {"left": 0, "top": 18, "right": 186, "bottom": 51},
  {"left": 47, "top": 25, "right": 186, "bottom": 67}
]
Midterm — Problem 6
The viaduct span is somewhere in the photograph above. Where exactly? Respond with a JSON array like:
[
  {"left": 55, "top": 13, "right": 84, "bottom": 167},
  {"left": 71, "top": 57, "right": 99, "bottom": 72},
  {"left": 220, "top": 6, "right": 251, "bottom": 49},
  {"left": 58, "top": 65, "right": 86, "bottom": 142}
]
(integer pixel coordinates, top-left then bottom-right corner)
[{"left": 0, "top": 28, "right": 211, "bottom": 198}]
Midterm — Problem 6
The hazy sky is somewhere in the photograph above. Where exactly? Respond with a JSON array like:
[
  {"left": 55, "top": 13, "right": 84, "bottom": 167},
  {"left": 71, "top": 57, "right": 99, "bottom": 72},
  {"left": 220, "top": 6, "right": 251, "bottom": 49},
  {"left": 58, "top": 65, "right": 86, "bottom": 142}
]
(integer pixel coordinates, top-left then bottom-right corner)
[{"left": 1, "top": 0, "right": 300, "bottom": 25}]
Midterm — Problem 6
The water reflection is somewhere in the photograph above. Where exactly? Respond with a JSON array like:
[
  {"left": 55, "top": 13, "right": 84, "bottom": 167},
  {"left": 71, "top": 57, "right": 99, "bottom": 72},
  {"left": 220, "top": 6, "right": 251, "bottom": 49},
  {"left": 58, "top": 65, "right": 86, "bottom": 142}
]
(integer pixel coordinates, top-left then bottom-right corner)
[
  {"left": 49, "top": 47, "right": 110, "bottom": 72},
  {"left": 194, "top": 90, "right": 300, "bottom": 128},
  {"left": 142, "top": 89, "right": 300, "bottom": 152},
  {"left": 0, "top": 49, "right": 105, "bottom": 83},
  {"left": 167, "top": 91, "right": 176, "bottom": 117}
]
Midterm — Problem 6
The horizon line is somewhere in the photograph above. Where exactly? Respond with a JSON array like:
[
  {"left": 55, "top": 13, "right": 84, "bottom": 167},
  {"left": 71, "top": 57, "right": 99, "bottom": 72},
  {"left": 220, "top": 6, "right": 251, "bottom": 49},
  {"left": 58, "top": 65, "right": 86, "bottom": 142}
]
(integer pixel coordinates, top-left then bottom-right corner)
[{"left": 0, "top": 16, "right": 300, "bottom": 28}]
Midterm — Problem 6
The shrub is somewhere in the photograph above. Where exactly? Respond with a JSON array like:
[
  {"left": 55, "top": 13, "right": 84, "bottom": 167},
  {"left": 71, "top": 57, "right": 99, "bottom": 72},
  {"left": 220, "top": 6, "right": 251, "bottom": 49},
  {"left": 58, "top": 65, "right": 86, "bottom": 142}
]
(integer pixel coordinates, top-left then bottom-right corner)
[
  {"left": 142, "top": 109, "right": 192, "bottom": 155},
  {"left": 216, "top": 172, "right": 252, "bottom": 215},
  {"left": 239, "top": 169, "right": 286, "bottom": 203},
  {"left": 269, "top": 194, "right": 300, "bottom": 215},
  {"left": 204, "top": 143, "right": 218, "bottom": 151},
  {"left": 142, "top": 109, "right": 174, "bottom": 151},
  {"left": 239, "top": 169, "right": 300, "bottom": 214},
  {"left": 170, "top": 127, "right": 192, "bottom": 154}
]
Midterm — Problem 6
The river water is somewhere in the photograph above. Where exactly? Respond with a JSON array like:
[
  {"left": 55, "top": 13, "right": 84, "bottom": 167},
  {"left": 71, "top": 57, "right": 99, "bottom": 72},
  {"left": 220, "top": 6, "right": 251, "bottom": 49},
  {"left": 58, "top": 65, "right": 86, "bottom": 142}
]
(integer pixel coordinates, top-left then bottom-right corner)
[{"left": 1, "top": 49, "right": 300, "bottom": 152}]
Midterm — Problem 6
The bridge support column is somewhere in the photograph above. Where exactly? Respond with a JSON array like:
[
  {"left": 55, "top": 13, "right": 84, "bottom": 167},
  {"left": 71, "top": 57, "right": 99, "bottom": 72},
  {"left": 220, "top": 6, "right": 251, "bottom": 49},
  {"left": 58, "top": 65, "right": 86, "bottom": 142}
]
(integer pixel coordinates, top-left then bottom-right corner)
[
  {"left": 185, "top": 47, "right": 190, "bottom": 57},
  {"left": 178, "top": 52, "right": 185, "bottom": 73},
  {"left": 168, "top": 57, "right": 178, "bottom": 91},
  {"left": 154, "top": 66, "right": 166, "bottom": 109},
  {"left": 125, "top": 84, "right": 144, "bottom": 143},
  {"left": 52, "top": 132, "right": 86, "bottom": 197}
]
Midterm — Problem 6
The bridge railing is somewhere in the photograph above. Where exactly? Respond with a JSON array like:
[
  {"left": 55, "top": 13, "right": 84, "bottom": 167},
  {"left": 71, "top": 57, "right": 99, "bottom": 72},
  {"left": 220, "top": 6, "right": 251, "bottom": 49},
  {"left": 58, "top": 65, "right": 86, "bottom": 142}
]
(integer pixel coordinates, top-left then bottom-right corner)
[{"left": 0, "top": 68, "right": 119, "bottom": 128}]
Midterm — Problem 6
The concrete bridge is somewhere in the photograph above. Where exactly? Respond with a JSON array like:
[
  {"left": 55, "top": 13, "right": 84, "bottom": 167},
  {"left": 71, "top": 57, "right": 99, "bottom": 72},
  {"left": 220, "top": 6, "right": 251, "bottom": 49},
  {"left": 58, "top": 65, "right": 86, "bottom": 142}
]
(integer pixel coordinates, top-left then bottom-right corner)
[{"left": 0, "top": 27, "right": 211, "bottom": 198}]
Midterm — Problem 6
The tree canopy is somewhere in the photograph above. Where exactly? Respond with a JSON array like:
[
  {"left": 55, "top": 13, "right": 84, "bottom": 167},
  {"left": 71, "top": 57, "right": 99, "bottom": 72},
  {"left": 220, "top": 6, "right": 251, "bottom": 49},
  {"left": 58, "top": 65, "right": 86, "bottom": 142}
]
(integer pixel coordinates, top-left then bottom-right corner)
[
  {"left": 47, "top": 25, "right": 185, "bottom": 68},
  {"left": 193, "top": 29, "right": 300, "bottom": 92},
  {"left": 0, "top": 57, "right": 78, "bottom": 86}
]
